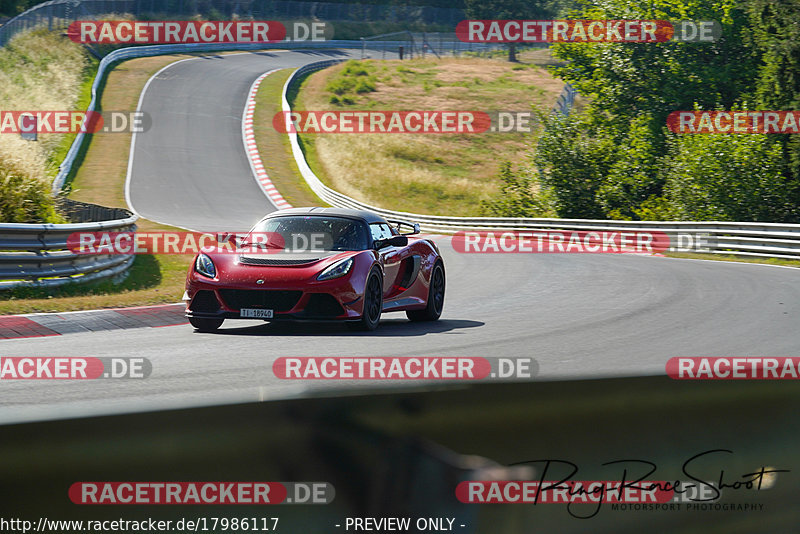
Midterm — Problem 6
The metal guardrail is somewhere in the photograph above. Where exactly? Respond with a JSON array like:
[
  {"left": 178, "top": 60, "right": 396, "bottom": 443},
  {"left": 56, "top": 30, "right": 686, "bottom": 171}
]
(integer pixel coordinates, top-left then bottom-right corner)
[
  {"left": 3, "top": 38, "right": 796, "bottom": 291},
  {"left": 17, "top": 38, "right": 407, "bottom": 290},
  {"left": 42, "top": 31, "right": 491, "bottom": 194},
  {"left": 360, "top": 32, "right": 501, "bottom": 60},
  {"left": 553, "top": 83, "right": 576, "bottom": 115},
  {"left": 0, "top": 199, "right": 137, "bottom": 289},
  {"left": 282, "top": 60, "right": 800, "bottom": 261},
  {"left": 25, "top": 38, "right": 419, "bottom": 291},
  {"left": 51, "top": 39, "right": 384, "bottom": 194}
]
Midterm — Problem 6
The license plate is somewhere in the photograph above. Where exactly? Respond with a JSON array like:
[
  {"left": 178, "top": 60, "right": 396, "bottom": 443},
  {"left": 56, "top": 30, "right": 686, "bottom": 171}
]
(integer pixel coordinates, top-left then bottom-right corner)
[{"left": 240, "top": 308, "right": 273, "bottom": 319}]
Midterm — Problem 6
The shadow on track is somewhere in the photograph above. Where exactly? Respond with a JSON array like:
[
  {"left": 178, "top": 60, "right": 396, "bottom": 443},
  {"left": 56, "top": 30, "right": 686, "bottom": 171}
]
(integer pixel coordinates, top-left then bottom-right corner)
[{"left": 204, "top": 318, "right": 484, "bottom": 337}]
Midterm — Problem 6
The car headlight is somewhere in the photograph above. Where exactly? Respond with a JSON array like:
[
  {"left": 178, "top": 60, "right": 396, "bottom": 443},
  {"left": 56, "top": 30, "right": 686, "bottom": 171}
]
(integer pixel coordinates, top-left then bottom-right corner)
[
  {"left": 317, "top": 257, "right": 354, "bottom": 281},
  {"left": 195, "top": 254, "right": 216, "bottom": 278}
]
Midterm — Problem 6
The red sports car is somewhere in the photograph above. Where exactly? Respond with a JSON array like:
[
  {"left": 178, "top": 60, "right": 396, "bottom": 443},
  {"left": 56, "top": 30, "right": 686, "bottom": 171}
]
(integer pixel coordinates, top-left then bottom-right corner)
[{"left": 184, "top": 207, "right": 445, "bottom": 332}]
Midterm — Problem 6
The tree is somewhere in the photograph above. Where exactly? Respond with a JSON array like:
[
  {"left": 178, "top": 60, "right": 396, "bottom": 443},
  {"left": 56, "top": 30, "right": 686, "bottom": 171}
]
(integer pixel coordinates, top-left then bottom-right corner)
[
  {"left": 549, "top": 0, "right": 756, "bottom": 131},
  {"left": 596, "top": 115, "right": 664, "bottom": 220},
  {"left": 481, "top": 161, "right": 556, "bottom": 217},
  {"left": 664, "top": 133, "right": 796, "bottom": 222},
  {"left": 533, "top": 113, "right": 614, "bottom": 218},
  {"left": 744, "top": 0, "right": 800, "bottom": 203}
]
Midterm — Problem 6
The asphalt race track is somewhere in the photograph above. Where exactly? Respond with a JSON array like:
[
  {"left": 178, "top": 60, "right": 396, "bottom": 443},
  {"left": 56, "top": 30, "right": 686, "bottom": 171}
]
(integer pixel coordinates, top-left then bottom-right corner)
[
  {"left": 3, "top": 50, "right": 800, "bottom": 423},
  {"left": 127, "top": 49, "right": 368, "bottom": 231}
]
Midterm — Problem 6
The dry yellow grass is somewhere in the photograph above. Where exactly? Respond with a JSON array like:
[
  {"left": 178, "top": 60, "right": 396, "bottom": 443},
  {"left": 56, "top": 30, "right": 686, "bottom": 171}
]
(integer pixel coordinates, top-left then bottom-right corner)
[
  {"left": 0, "top": 29, "right": 89, "bottom": 222},
  {"left": 294, "top": 57, "right": 564, "bottom": 216},
  {"left": 0, "top": 49, "right": 289, "bottom": 313},
  {"left": 0, "top": 52, "right": 201, "bottom": 313}
]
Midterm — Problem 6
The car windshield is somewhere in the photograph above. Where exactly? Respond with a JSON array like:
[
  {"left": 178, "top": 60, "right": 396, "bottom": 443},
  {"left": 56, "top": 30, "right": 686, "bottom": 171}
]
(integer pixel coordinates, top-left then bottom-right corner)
[{"left": 248, "top": 215, "right": 369, "bottom": 252}]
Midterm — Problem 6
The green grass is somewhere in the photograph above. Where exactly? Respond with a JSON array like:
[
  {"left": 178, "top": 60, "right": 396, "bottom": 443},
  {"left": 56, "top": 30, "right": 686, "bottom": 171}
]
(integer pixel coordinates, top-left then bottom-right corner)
[
  {"left": 252, "top": 68, "right": 324, "bottom": 207},
  {"left": 1, "top": 254, "right": 163, "bottom": 300}
]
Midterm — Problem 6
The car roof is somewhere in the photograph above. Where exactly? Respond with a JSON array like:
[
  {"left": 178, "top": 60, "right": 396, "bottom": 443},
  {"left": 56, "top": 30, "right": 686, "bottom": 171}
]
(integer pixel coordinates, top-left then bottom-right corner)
[{"left": 262, "top": 207, "right": 388, "bottom": 224}]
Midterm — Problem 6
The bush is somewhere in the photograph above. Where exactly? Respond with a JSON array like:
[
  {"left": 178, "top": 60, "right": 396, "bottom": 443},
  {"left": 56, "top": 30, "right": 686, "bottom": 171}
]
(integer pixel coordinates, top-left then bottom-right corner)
[
  {"left": 664, "top": 133, "right": 797, "bottom": 222},
  {"left": 533, "top": 113, "right": 613, "bottom": 219},
  {"left": 354, "top": 78, "right": 376, "bottom": 94},
  {"left": 325, "top": 77, "right": 356, "bottom": 96},
  {"left": 481, "top": 161, "right": 556, "bottom": 218},
  {"left": 0, "top": 161, "right": 63, "bottom": 223},
  {"left": 596, "top": 115, "right": 665, "bottom": 220},
  {"left": 341, "top": 61, "right": 371, "bottom": 77},
  {"left": 325, "top": 60, "right": 378, "bottom": 99}
]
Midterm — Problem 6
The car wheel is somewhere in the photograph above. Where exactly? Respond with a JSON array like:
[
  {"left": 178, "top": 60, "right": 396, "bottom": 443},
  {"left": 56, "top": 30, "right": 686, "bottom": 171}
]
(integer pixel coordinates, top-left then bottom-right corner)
[
  {"left": 407, "top": 261, "right": 445, "bottom": 322},
  {"left": 189, "top": 317, "right": 224, "bottom": 332},
  {"left": 347, "top": 269, "right": 383, "bottom": 331}
]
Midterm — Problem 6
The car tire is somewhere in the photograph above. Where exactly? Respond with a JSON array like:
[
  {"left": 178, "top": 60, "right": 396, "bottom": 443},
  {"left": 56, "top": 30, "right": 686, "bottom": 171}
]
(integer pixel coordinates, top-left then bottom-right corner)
[
  {"left": 407, "top": 261, "right": 445, "bottom": 322},
  {"left": 347, "top": 268, "right": 383, "bottom": 331},
  {"left": 189, "top": 317, "right": 224, "bottom": 332}
]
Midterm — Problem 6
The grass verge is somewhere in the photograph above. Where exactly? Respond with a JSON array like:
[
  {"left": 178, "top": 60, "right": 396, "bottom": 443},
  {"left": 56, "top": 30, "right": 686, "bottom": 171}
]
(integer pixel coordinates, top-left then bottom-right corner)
[
  {"left": 292, "top": 57, "right": 564, "bottom": 216},
  {"left": 0, "top": 53, "right": 205, "bottom": 315},
  {"left": 664, "top": 251, "right": 800, "bottom": 269},
  {"left": 0, "top": 246, "right": 188, "bottom": 315},
  {"left": 0, "top": 29, "right": 89, "bottom": 223},
  {"left": 1, "top": 49, "right": 313, "bottom": 315},
  {"left": 252, "top": 68, "right": 324, "bottom": 207}
]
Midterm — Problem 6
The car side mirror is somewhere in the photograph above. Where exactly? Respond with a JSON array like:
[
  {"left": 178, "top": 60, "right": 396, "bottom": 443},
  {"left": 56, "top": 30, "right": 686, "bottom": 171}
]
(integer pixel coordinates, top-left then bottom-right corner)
[
  {"left": 375, "top": 235, "right": 408, "bottom": 249},
  {"left": 388, "top": 220, "right": 421, "bottom": 235}
]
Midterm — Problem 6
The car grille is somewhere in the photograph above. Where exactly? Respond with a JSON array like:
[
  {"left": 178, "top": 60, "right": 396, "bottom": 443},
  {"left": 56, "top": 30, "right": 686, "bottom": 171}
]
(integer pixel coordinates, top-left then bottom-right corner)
[
  {"left": 238, "top": 256, "right": 319, "bottom": 266},
  {"left": 190, "top": 290, "right": 220, "bottom": 313},
  {"left": 304, "top": 293, "right": 345, "bottom": 317},
  {"left": 219, "top": 289, "right": 302, "bottom": 312}
]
